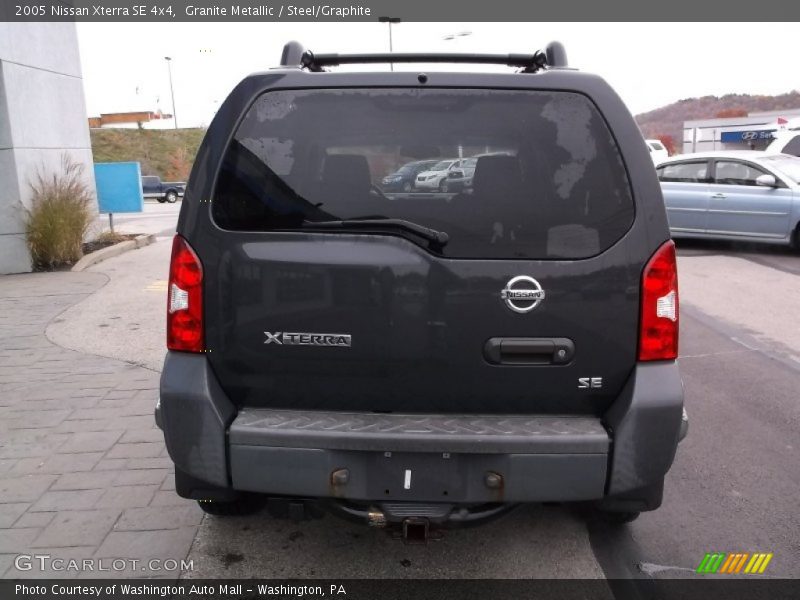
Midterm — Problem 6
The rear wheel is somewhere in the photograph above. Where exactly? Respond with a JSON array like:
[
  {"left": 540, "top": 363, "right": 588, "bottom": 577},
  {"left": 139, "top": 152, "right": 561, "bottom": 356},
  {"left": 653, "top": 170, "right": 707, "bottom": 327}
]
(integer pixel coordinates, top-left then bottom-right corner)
[
  {"left": 792, "top": 223, "right": 800, "bottom": 251},
  {"left": 157, "top": 197, "right": 166, "bottom": 204},
  {"left": 165, "top": 191, "right": 178, "bottom": 203}
]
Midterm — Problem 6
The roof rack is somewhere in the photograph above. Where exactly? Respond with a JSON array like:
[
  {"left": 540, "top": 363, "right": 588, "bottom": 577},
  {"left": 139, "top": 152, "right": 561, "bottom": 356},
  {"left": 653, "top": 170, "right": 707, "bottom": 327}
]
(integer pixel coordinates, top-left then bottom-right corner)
[{"left": 279, "top": 41, "right": 568, "bottom": 73}]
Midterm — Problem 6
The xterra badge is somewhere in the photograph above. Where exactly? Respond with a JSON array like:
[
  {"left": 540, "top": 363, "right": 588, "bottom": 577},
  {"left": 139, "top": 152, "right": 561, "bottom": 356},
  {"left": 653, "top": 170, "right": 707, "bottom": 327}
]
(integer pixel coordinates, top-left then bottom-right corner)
[
  {"left": 264, "top": 331, "right": 352, "bottom": 348},
  {"left": 501, "top": 276, "right": 545, "bottom": 313}
]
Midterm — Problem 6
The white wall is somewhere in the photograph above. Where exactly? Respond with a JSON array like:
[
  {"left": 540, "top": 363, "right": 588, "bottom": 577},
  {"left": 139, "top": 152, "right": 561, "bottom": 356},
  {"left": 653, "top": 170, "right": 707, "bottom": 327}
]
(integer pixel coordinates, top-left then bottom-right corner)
[{"left": 0, "top": 23, "right": 97, "bottom": 274}]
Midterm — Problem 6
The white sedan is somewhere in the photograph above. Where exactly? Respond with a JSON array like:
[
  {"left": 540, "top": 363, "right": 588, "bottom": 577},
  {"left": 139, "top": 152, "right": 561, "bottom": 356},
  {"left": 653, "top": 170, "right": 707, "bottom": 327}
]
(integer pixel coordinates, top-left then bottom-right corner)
[{"left": 415, "top": 159, "right": 462, "bottom": 192}]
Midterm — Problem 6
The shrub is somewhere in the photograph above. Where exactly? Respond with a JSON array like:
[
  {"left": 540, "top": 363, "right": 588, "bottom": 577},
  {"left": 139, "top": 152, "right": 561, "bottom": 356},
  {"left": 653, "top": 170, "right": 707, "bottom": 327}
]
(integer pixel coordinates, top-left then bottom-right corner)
[{"left": 25, "top": 155, "right": 95, "bottom": 270}]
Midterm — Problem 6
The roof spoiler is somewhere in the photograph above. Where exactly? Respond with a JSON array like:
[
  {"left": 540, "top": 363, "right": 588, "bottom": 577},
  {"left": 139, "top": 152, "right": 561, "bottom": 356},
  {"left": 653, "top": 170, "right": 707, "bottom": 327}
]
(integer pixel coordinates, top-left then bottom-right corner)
[{"left": 279, "top": 40, "right": 568, "bottom": 73}]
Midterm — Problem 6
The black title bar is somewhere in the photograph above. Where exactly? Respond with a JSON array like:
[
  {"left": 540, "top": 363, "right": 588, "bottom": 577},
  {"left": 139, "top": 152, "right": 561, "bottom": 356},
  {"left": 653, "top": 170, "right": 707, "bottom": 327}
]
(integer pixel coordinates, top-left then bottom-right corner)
[{"left": 2, "top": 0, "right": 799, "bottom": 22}]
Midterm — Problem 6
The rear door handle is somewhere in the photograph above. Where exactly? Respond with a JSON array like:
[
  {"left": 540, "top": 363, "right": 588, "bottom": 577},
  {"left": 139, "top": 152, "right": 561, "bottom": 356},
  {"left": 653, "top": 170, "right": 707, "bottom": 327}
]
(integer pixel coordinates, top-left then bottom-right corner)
[
  {"left": 711, "top": 193, "right": 727, "bottom": 199},
  {"left": 484, "top": 337, "right": 575, "bottom": 365}
]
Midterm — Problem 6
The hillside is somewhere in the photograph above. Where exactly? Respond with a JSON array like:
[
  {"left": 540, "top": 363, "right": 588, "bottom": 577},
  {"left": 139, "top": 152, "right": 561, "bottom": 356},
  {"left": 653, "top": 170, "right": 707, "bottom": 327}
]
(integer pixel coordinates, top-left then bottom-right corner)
[
  {"left": 90, "top": 92, "right": 800, "bottom": 170},
  {"left": 635, "top": 91, "right": 800, "bottom": 153},
  {"left": 90, "top": 128, "right": 206, "bottom": 181}
]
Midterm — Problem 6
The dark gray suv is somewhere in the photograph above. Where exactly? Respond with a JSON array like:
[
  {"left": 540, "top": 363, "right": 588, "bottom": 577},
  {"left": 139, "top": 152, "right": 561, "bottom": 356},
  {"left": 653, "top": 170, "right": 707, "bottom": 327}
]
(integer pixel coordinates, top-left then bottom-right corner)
[{"left": 156, "top": 41, "right": 687, "bottom": 538}]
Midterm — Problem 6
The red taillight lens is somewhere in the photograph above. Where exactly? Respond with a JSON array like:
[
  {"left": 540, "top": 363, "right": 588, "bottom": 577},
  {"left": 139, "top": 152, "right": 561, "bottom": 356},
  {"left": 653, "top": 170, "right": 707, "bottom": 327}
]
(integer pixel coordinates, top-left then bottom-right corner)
[
  {"left": 638, "top": 240, "right": 678, "bottom": 361},
  {"left": 167, "top": 235, "right": 204, "bottom": 352}
]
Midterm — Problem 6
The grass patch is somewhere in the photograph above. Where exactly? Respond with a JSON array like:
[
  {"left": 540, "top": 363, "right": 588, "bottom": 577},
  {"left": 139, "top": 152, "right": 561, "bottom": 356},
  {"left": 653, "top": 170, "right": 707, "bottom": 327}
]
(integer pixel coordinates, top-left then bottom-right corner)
[{"left": 82, "top": 232, "right": 138, "bottom": 255}]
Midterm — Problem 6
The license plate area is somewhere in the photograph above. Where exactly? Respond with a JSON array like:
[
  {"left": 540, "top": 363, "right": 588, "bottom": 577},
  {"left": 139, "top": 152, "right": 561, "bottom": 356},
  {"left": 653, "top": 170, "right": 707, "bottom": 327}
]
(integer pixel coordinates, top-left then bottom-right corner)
[{"left": 367, "top": 452, "right": 465, "bottom": 501}]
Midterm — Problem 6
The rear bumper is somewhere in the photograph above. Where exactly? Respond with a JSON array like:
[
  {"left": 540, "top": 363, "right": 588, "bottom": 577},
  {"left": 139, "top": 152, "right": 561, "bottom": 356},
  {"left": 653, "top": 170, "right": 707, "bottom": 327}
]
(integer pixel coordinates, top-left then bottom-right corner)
[{"left": 157, "top": 353, "right": 684, "bottom": 505}]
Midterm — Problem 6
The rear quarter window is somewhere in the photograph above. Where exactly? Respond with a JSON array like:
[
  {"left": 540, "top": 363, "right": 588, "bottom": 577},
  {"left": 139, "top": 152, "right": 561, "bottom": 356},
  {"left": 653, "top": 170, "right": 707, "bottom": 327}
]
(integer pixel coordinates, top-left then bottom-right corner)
[{"left": 212, "top": 88, "right": 634, "bottom": 259}]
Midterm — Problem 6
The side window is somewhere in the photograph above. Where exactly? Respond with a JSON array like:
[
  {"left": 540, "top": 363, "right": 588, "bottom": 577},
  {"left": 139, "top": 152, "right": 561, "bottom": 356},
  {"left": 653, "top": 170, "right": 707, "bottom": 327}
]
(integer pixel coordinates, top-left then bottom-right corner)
[
  {"left": 713, "top": 161, "right": 768, "bottom": 186},
  {"left": 657, "top": 161, "right": 709, "bottom": 183}
]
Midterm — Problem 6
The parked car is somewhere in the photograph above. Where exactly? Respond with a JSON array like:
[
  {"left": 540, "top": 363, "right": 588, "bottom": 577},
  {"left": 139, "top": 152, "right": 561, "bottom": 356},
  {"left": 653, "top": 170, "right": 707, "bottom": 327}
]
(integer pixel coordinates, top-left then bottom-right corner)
[
  {"left": 657, "top": 151, "right": 800, "bottom": 248},
  {"left": 645, "top": 139, "right": 669, "bottom": 164},
  {"left": 445, "top": 157, "right": 478, "bottom": 191},
  {"left": 156, "top": 40, "right": 686, "bottom": 537},
  {"left": 141, "top": 175, "right": 186, "bottom": 203},
  {"left": 415, "top": 158, "right": 463, "bottom": 192},
  {"left": 380, "top": 160, "right": 439, "bottom": 192},
  {"left": 766, "top": 131, "right": 800, "bottom": 157}
]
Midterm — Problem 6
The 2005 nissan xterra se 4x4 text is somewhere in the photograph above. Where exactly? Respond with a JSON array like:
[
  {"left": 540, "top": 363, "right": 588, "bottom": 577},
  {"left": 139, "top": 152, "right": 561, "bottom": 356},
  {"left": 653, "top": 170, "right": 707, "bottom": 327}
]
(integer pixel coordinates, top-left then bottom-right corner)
[{"left": 156, "top": 41, "right": 688, "bottom": 539}]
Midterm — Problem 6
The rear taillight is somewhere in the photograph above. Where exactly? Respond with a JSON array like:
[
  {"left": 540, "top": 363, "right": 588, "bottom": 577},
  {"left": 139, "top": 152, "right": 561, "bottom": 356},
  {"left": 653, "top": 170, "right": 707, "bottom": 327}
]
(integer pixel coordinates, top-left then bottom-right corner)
[
  {"left": 167, "top": 235, "right": 204, "bottom": 352},
  {"left": 638, "top": 240, "right": 678, "bottom": 361}
]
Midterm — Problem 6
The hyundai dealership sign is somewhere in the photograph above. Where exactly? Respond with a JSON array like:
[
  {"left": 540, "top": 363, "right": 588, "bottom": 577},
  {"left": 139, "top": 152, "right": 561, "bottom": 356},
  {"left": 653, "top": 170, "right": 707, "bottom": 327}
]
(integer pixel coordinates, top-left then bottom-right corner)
[{"left": 720, "top": 130, "right": 776, "bottom": 143}]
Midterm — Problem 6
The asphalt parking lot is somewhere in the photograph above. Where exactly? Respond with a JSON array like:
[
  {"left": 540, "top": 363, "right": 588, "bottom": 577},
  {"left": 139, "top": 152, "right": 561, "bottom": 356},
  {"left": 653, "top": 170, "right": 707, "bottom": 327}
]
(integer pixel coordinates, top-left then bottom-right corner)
[{"left": 2, "top": 201, "right": 799, "bottom": 582}]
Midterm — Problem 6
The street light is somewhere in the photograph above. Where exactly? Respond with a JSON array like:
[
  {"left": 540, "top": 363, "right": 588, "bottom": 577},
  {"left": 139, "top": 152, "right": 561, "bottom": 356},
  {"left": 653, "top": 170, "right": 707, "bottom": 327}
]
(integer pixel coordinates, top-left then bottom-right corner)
[
  {"left": 164, "top": 56, "right": 178, "bottom": 129},
  {"left": 378, "top": 17, "right": 401, "bottom": 71}
]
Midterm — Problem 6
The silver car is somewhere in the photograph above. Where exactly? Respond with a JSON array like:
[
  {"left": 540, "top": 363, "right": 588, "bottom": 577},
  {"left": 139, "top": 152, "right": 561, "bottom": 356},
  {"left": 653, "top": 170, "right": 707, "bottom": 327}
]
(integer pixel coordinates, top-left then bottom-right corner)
[{"left": 657, "top": 151, "right": 800, "bottom": 248}]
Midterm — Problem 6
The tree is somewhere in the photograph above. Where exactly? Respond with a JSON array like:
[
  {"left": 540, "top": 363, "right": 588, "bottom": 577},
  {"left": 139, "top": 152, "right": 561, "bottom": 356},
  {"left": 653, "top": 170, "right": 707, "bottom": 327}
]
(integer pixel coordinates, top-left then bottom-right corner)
[
  {"left": 166, "top": 146, "right": 191, "bottom": 181},
  {"left": 715, "top": 108, "right": 748, "bottom": 118},
  {"left": 655, "top": 134, "right": 677, "bottom": 156}
]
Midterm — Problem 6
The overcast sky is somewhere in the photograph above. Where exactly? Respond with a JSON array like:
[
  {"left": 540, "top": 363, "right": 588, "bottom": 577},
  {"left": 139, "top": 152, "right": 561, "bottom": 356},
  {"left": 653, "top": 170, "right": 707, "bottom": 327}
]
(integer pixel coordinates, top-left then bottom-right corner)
[{"left": 76, "top": 22, "right": 799, "bottom": 128}]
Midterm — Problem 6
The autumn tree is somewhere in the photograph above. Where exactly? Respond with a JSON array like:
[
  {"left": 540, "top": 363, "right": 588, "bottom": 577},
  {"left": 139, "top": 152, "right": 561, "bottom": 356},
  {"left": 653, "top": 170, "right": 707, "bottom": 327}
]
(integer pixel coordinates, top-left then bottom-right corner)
[
  {"left": 715, "top": 108, "right": 748, "bottom": 118},
  {"left": 166, "top": 146, "right": 192, "bottom": 181},
  {"left": 655, "top": 134, "right": 677, "bottom": 156}
]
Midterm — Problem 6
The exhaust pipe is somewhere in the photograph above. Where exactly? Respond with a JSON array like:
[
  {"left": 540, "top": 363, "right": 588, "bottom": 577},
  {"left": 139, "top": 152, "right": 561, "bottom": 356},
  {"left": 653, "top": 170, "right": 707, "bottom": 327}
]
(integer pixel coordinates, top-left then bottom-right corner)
[{"left": 402, "top": 517, "right": 430, "bottom": 544}]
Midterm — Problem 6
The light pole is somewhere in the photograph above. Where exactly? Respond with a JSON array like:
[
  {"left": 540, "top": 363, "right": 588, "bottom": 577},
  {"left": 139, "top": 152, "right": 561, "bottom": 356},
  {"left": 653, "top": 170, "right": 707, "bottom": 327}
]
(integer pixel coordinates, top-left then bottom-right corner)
[
  {"left": 443, "top": 31, "right": 472, "bottom": 159},
  {"left": 378, "top": 17, "right": 401, "bottom": 71},
  {"left": 164, "top": 56, "right": 178, "bottom": 129}
]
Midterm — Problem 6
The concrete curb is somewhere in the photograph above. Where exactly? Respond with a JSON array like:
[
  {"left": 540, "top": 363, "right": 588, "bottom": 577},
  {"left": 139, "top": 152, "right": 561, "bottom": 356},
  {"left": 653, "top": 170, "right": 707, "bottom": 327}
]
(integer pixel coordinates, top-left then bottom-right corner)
[{"left": 72, "top": 234, "right": 157, "bottom": 272}]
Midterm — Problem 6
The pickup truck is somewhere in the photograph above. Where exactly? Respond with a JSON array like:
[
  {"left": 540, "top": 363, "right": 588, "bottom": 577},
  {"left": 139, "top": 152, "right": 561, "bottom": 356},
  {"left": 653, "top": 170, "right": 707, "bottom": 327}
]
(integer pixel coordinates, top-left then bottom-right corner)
[{"left": 141, "top": 175, "right": 186, "bottom": 203}]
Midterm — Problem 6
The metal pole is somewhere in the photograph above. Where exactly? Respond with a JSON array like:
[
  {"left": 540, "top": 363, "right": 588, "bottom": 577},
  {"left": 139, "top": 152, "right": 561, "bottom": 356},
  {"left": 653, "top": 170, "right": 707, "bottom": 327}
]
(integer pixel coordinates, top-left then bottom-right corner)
[
  {"left": 379, "top": 17, "right": 400, "bottom": 71},
  {"left": 388, "top": 23, "right": 394, "bottom": 71},
  {"left": 165, "top": 57, "right": 178, "bottom": 129},
  {"left": 109, "top": 213, "right": 114, "bottom": 234}
]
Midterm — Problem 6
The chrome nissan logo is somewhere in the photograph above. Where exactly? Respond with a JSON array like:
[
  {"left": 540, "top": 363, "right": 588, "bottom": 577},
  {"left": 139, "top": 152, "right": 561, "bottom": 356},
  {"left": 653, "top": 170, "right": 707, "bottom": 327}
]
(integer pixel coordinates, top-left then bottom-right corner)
[{"left": 501, "top": 276, "right": 545, "bottom": 313}]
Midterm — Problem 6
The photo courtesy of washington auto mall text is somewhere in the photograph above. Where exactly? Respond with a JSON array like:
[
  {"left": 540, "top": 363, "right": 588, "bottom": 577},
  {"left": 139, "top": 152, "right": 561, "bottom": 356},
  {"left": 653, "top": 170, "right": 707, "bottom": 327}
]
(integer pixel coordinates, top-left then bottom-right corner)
[
  {"left": 14, "top": 583, "right": 346, "bottom": 597},
  {"left": 1, "top": 0, "right": 800, "bottom": 598}
]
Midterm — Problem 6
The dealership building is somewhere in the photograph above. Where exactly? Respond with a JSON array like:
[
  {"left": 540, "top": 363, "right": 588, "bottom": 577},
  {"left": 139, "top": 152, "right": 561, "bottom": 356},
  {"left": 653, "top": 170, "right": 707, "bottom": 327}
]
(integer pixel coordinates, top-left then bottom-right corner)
[
  {"left": 0, "top": 22, "right": 96, "bottom": 274},
  {"left": 683, "top": 109, "right": 800, "bottom": 153}
]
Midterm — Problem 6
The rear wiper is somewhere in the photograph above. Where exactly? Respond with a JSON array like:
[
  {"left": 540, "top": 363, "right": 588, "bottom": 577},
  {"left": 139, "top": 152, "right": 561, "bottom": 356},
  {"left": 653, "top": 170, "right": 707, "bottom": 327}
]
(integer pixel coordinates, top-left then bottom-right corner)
[{"left": 302, "top": 218, "right": 449, "bottom": 247}]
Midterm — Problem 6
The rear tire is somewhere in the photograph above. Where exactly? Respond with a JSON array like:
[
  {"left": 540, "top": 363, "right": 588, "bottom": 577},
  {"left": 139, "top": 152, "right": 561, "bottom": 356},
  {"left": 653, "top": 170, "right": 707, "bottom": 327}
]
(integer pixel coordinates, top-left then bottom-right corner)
[
  {"left": 197, "top": 495, "right": 264, "bottom": 517},
  {"left": 165, "top": 191, "right": 178, "bottom": 203},
  {"left": 792, "top": 224, "right": 800, "bottom": 251},
  {"left": 157, "top": 198, "right": 166, "bottom": 204}
]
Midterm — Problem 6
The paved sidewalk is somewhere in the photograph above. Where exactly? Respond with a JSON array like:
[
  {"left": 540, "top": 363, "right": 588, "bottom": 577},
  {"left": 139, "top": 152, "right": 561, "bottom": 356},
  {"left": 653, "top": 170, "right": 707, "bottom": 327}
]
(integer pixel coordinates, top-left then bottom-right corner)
[{"left": 0, "top": 272, "right": 201, "bottom": 579}]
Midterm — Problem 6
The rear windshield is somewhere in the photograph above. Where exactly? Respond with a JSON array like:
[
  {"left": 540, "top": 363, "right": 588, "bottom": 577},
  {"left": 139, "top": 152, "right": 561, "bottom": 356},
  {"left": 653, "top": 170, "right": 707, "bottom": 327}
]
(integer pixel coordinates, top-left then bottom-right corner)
[{"left": 212, "top": 88, "right": 634, "bottom": 259}]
